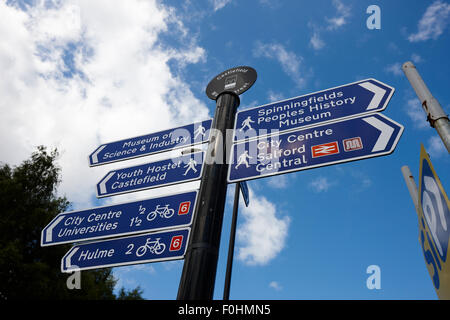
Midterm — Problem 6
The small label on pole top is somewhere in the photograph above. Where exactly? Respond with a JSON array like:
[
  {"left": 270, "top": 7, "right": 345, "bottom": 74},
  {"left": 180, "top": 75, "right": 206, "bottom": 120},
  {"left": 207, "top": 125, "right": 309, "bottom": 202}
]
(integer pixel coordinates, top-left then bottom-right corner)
[{"left": 206, "top": 66, "right": 257, "bottom": 100}]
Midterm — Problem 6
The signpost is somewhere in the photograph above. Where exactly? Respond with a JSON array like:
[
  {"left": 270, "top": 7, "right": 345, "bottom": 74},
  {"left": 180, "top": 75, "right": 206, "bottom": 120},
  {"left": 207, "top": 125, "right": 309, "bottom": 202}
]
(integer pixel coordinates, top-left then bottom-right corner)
[
  {"left": 39, "top": 63, "right": 405, "bottom": 300},
  {"left": 228, "top": 113, "right": 403, "bottom": 183},
  {"left": 177, "top": 66, "right": 257, "bottom": 300},
  {"left": 89, "top": 119, "right": 212, "bottom": 166},
  {"left": 61, "top": 228, "right": 190, "bottom": 272},
  {"left": 234, "top": 78, "right": 394, "bottom": 142},
  {"left": 96, "top": 151, "right": 204, "bottom": 198},
  {"left": 41, "top": 191, "right": 197, "bottom": 246}
]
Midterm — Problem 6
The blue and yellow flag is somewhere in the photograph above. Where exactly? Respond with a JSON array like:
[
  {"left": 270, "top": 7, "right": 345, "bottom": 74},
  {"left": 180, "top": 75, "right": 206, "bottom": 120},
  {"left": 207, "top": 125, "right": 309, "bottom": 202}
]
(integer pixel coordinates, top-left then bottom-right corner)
[{"left": 418, "top": 144, "right": 450, "bottom": 299}]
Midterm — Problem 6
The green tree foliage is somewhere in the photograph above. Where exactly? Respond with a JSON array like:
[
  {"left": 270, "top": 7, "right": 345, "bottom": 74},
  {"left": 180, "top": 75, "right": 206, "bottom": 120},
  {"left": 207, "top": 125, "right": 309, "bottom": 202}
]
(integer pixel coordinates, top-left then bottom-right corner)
[{"left": 0, "top": 146, "right": 143, "bottom": 300}]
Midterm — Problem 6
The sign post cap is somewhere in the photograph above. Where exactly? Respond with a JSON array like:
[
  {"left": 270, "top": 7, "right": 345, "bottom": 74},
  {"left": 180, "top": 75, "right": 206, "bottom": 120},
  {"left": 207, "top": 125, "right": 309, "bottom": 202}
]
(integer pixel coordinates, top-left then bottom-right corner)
[{"left": 206, "top": 66, "right": 257, "bottom": 100}]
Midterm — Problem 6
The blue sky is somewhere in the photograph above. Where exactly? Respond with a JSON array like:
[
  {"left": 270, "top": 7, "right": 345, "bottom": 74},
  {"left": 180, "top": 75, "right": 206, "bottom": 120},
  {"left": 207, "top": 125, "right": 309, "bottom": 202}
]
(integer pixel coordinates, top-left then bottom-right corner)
[{"left": 1, "top": 0, "right": 449, "bottom": 299}]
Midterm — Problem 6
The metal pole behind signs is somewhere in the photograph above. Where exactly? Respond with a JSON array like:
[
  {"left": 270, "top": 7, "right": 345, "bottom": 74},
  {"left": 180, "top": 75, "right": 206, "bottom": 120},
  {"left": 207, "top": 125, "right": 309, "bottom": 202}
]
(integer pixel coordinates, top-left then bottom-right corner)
[
  {"left": 223, "top": 182, "right": 240, "bottom": 300},
  {"left": 402, "top": 62, "right": 450, "bottom": 153},
  {"left": 401, "top": 165, "right": 420, "bottom": 216}
]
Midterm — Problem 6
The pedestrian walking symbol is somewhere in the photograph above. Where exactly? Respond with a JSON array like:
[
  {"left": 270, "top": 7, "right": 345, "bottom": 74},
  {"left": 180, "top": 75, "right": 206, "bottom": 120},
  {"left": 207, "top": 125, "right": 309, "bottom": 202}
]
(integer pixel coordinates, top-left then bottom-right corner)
[
  {"left": 193, "top": 125, "right": 206, "bottom": 139},
  {"left": 240, "top": 116, "right": 255, "bottom": 131},
  {"left": 235, "top": 150, "right": 252, "bottom": 169},
  {"left": 183, "top": 158, "right": 199, "bottom": 176}
]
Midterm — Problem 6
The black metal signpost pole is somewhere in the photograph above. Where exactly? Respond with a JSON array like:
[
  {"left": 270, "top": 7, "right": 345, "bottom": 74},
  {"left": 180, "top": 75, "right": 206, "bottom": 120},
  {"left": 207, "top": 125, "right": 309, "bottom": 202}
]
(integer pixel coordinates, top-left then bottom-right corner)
[
  {"left": 177, "top": 92, "right": 239, "bottom": 300},
  {"left": 177, "top": 67, "right": 256, "bottom": 300}
]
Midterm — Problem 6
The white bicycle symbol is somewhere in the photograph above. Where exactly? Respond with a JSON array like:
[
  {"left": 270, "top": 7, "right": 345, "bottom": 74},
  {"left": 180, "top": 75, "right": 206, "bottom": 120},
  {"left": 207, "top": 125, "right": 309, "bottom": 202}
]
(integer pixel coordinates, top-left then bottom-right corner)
[
  {"left": 146, "top": 204, "right": 175, "bottom": 221},
  {"left": 136, "top": 237, "right": 166, "bottom": 257}
]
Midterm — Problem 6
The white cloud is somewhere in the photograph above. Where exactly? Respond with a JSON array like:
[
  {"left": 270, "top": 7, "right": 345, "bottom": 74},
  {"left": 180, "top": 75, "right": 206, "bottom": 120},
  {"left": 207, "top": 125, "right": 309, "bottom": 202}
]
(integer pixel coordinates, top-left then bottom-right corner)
[
  {"left": 411, "top": 53, "right": 423, "bottom": 64},
  {"left": 350, "top": 171, "right": 372, "bottom": 190},
  {"left": 210, "top": 0, "right": 232, "bottom": 11},
  {"left": 259, "top": 0, "right": 280, "bottom": 9},
  {"left": 269, "top": 281, "right": 283, "bottom": 291},
  {"left": 117, "top": 264, "right": 156, "bottom": 275},
  {"left": 267, "top": 90, "right": 284, "bottom": 103},
  {"left": 387, "top": 42, "right": 401, "bottom": 54},
  {"left": 239, "top": 99, "right": 260, "bottom": 110},
  {"left": 0, "top": 1, "right": 209, "bottom": 208},
  {"left": 266, "top": 174, "right": 289, "bottom": 189},
  {"left": 309, "top": 176, "right": 335, "bottom": 193},
  {"left": 385, "top": 54, "right": 422, "bottom": 77},
  {"left": 308, "top": 0, "right": 350, "bottom": 51},
  {"left": 405, "top": 98, "right": 428, "bottom": 128},
  {"left": 161, "top": 259, "right": 184, "bottom": 271},
  {"left": 237, "top": 189, "right": 290, "bottom": 266},
  {"left": 427, "top": 135, "right": 447, "bottom": 158},
  {"left": 326, "top": 0, "right": 351, "bottom": 30},
  {"left": 113, "top": 264, "right": 156, "bottom": 291},
  {"left": 253, "top": 41, "right": 306, "bottom": 88},
  {"left": 384, "top": 63, "right": 403, "bottom": 76},
  {"left": 408, "top": 0, "right": 450, "bottom": 42},
  {"left": 310, "top": 31, "right": 325, "bottom": 50}
]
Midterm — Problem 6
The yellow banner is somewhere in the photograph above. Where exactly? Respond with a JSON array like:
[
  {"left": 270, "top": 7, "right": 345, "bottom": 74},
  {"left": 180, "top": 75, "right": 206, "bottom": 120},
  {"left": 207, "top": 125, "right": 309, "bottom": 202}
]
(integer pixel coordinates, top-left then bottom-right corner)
[{"left": 418, "top": 144, "right": 450, "bottom": 299}]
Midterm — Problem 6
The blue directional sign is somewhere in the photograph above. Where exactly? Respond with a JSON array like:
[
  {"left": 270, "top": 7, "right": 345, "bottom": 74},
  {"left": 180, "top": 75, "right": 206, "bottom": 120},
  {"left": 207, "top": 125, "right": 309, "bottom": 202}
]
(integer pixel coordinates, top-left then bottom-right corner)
[
  {"left": 96, "top": 151, "right": 204, "bottom": 198},
  {"left": 234, "top": 79, "right": 394, "bottom": 142},
  {"left": 228, "top": 113, "right": 403, "bottom": 183},
  {"left": 417, "top": 144, "right": 450, "bottom": 299},
  {"left": 41, "top": 191, "right": 197, "bottom": 246},
  {"left": 61, "top": 228, "right": 190, "bottom": 272},
  {"left": 89, "top": 119, "right": 212, "bottom": 166}
]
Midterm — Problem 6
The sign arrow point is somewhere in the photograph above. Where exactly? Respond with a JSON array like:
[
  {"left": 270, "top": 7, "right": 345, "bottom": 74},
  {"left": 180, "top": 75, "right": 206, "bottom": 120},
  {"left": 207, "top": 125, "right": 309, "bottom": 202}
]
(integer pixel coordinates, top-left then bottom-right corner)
[
  {"left": 90, "top": 145, "right": 106, "bottom": 165},
  {"left": 43, "top": 216, "right": 65, "bottom": 244},
  {"left": 362, "top": 116, "right": 394, "bottom": 152},
  {"left": 358, "top": 81, "right": 386, "bottom": 110},
  {"left": 62, "top": 247, "right": 79, "bottom": 273},
  {"left": 98, "top": 171, "right": 115, "bottom": 196}
]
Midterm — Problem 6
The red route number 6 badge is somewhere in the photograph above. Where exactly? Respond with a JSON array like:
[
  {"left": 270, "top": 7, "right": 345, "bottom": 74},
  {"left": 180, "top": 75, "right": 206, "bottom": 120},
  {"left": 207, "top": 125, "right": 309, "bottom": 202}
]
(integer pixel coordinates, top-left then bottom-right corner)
[
  {"left": 170, "top": 235, "right": 183, "bottom": 251},
  {"left": 178, "top": 201, "right": 191, "bottom": 215}
]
